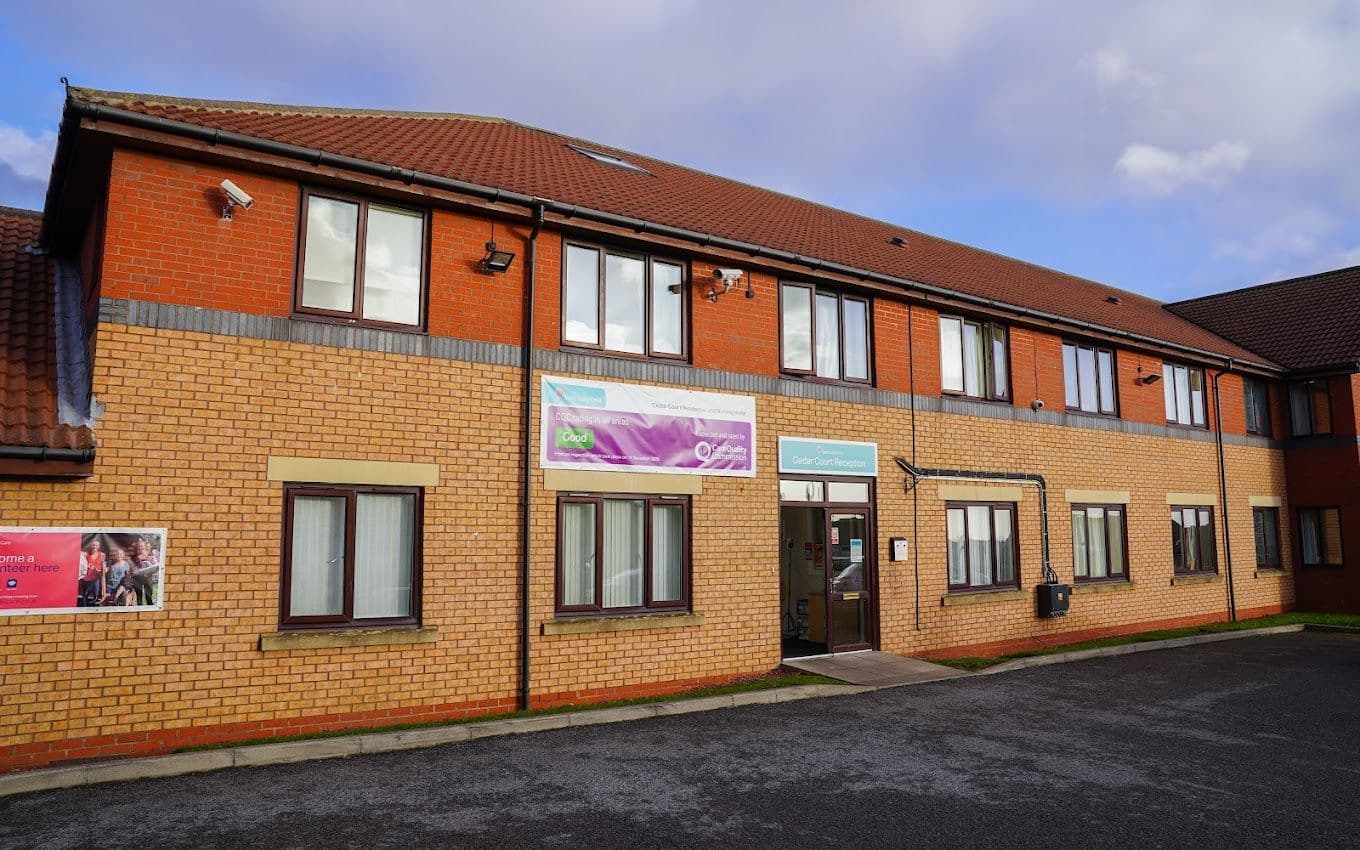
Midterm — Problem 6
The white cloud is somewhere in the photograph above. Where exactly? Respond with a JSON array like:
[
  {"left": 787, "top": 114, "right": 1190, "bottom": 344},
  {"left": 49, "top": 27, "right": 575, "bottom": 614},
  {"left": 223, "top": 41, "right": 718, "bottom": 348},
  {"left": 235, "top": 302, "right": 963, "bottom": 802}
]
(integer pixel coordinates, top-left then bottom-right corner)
[
  {"left": 0, "top": 124, "right": 57, "bottom": 182},
  {"left": 1114, "top": 141, "right": 1250, "bottom": 196},
  {"left": 1088, "top": 45, "right": 1155, "bottom": 88}
]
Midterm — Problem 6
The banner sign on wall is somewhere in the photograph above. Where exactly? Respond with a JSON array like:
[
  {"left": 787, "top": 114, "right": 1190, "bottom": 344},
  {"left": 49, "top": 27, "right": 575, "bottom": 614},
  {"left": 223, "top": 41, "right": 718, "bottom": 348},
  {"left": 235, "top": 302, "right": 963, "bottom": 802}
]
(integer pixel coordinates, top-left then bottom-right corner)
[
  {"left": 778, "top": 437, "right": 878, "bottom": 476},
  {"left": 541, "top": 376, "right": 756, "bottom": 477},
  {"left": 0, "top": 528, "right": 168, "bottom": 615}
]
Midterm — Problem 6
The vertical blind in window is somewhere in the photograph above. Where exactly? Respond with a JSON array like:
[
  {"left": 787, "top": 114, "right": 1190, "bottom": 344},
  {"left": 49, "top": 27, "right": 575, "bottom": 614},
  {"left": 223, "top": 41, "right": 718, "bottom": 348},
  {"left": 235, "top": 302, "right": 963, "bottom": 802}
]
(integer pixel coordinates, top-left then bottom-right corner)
[
  {"left": 558, "top": 496, "right": 689, "bottom": 612},
  {"left": 1243, "top": 378, "right": 1271, "bottom": 436},
  {"left": 352, "top": 492, "right": 416, "bottom": 619},
  {"left": 1072, "top": 505, "right": 1126, "bottom": 580},
  {"left": 289, "top": 496, "right": 346, "bottom": 616},
  {"left": 602, "top": 500, "right": 645, "bottom": 608},
  {"left": 561, "top": 502, "right": 597, "bottom": 607},
  {"left": 1171, "top": 506, "right": 1216, "bottom": 573},
  {"left": 1299, "top": 508, "right": 1342, "bottom": 567},
  {"left": 651, "top": 504, "right": 685, "bottom": 602},
  {"left": 1289, "top": 380, "right": 1332, "bottom": 436},
  {"left": 946, "top": 503, "right": 1017, "bottom": 589},
  {"left": 1252, "top": 507, "right": 1281, "bottom": 569},
  {"left": 780, "top": 283, "right": 870, "bottom": 382}
]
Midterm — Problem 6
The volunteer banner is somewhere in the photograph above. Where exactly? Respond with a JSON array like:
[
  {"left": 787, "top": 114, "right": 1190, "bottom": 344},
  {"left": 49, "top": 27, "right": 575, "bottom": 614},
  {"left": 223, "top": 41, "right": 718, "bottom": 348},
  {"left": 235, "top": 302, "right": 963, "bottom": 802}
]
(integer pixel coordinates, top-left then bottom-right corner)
[
  {"left": 541, "top": 376, "right": 756, "bottom": 477},
  {"left": 0, "top": 528, "right": 168, "bottom": 615}
]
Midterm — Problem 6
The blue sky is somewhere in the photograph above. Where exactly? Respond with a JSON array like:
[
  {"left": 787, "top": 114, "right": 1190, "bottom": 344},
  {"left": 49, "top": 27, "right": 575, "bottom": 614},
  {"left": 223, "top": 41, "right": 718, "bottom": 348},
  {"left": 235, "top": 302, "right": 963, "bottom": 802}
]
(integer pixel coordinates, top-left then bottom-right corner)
[{"left": 2, "top": 1, "right": 1358, "bottom": 301}]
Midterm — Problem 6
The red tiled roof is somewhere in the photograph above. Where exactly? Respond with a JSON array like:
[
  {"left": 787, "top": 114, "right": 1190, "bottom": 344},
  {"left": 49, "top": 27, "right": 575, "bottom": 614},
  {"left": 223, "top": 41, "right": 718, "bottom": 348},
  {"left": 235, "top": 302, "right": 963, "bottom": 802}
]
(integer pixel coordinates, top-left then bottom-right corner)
[
  {"left": 67, "top": 88, "right": 1272, "bottom": 367},
  {"left": 1167, "top": 265, "right": 1360, "bottom": 372},
  {"left": 0, "top": 207, "right": 94, "bottom": 450}
]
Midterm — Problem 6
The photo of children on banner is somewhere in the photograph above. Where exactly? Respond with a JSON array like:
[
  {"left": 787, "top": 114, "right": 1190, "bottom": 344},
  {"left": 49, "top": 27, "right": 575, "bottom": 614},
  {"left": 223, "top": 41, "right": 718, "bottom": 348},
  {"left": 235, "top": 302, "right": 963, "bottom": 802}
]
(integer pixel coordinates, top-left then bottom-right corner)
[{"left": 75, "top": 532, "right": 163, "bottom": 607}]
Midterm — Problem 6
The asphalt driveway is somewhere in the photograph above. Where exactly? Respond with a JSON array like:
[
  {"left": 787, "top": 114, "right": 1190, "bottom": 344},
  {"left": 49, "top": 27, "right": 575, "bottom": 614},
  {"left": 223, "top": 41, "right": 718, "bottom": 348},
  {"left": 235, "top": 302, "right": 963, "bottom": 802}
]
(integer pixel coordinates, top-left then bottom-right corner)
[{"left": 4, "top": 632, "right": 1358, "bottom": 849}]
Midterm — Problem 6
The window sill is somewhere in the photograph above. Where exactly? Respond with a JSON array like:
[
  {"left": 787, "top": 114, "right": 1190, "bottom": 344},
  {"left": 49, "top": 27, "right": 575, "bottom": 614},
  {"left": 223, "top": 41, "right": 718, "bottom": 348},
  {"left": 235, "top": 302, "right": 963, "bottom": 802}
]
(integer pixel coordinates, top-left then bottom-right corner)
[
  {"left": 779, "top": 373, "right": 875, "bottom": 390},
  {"left": 1072, "top": 579, "right": 1136, "bottom": 594},
  {"left": 941, "top": 588, "right": 1026, "bottom": 607},
  {"left": 558, "top": 345, "right": 693, "bottom": 367},
  {"left": 1254, "top": 567, "right": 1288, "bottom": 578},
  {"left": 259, "top": 626, "right": 437, "bottom": 651},
  {"left": 1171, "top": 572, "right": 1221, "bottom": 586},
  {"left": 541, "top": 612, "right": 704, "bottom": 635}
]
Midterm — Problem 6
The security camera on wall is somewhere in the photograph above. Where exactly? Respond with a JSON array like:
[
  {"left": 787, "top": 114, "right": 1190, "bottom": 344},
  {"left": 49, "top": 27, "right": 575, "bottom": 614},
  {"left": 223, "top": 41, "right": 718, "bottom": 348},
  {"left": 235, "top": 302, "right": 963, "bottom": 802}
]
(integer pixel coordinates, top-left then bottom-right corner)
[
  {"left": 712, "top": 268, "right": 743, "bottom": 283},
  {"left": 219, "top": 179, "right": 255, "bottom": 219}
]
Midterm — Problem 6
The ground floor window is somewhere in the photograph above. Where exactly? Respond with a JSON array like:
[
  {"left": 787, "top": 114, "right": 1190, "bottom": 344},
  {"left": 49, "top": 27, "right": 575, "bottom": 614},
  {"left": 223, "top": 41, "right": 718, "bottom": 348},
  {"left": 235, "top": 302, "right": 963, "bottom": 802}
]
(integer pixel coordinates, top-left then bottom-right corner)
[
  {"left": 1171, "top": 506, "right": 1217, "bottom": 574},
  {"left": 282, "top": 484, "right": 422, "bottom": 628},
  {"left": 946, "top": 502, "right": 1018, "bottom": 590},
  {"left": 1253, "top": 507, "right": 1282, "bottom": 570},
  {"left": 557, "top": 494, "right": 690, "bottom": 614},
  {"left": 1299, "top": 507, "right": 1342, "bottom": 568},
  {"left": 1072, "top": 504, "right": 1127, "bottom": 581}
]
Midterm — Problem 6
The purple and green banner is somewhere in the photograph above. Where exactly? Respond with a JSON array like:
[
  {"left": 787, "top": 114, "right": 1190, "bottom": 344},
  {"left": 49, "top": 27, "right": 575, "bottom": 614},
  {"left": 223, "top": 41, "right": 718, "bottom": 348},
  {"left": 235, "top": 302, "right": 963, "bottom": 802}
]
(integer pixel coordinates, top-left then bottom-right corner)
[{"left": 540, "top": 376, "right": 756, "bottom": 477}]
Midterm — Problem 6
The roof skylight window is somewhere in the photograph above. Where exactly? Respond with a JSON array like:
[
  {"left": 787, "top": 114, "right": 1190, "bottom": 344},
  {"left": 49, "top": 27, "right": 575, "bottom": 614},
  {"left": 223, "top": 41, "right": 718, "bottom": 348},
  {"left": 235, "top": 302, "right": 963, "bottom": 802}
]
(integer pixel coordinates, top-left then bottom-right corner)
[{"left": 567, "top": 144, "right": 650, "bottom": 174}]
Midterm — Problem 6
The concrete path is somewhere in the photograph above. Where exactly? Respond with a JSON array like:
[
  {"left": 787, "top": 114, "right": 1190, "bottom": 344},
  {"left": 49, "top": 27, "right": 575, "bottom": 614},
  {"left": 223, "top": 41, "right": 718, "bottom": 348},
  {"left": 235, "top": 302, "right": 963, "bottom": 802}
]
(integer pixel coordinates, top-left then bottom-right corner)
[{"left": 782, "top": 649, "right": 964, "bottom": 685}]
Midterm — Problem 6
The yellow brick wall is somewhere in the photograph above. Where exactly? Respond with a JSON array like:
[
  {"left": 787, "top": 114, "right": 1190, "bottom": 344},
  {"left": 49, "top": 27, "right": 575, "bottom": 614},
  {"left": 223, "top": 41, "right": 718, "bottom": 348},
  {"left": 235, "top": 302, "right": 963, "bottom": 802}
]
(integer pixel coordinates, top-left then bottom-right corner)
[{"left": 0, "top": 322, "right": 1293, "bottom": 756}]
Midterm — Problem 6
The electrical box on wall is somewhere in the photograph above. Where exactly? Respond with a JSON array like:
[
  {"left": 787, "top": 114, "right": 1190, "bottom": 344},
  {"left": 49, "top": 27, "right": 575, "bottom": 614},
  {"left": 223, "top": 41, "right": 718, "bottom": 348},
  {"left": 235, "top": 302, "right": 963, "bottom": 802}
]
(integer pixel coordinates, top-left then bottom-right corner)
[
  {"left": 1037, "top": 583, "right": 1071, "bottom": 618},
  {"left": 889, "top": 537, "right": 909, "bottom": 562}
]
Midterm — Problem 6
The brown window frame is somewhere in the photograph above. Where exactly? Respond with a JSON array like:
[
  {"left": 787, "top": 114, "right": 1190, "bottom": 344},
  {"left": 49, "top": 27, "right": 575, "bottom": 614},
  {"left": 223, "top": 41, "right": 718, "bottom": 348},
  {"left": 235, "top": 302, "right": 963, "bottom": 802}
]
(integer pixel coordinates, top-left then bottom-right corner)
[
  {"left": 945, "top": 501, "right": 1020, "bottom": 591},
  {"left": 1288, "top": 379, "right": 1332, "bottom": 437},
  {"left": 1062, "top": 341, "right": 1119, "bottom": 416},
  {"left": 778, "top": 282, "right": 873, "bottom": 385},
  {"left": 293, "top": 187, "right": 431, "bottom": 331},
  {"left": 1298, "top": 506, "right": 1343, "bottom": 568},
  {"left": 1170, "top": 505, "right": 1217, "bottom": 574},
  {"left": 280, "top": 483, "right": 424, "bottom": 630},
  {"left": 938, "top": 315, "right": 1010, "bottom": 402},
  {"left": 1252, "top": 506, "right": 1282, "bottom": 571},
  {"left": 559, "top": 238, "right": 690, "bottom": 361},
  {"left": 1243, "top": 377, "right": 1272, "bottom": 437},
  {"left": 1162, "top": 362, "right": 1209, "bottom": 429},
  {"left": 1071, "top": 504, "right": 1129, "bottom": 582},
  {"left": 555, "top": 493, "right": 692, "bottom": 616}
]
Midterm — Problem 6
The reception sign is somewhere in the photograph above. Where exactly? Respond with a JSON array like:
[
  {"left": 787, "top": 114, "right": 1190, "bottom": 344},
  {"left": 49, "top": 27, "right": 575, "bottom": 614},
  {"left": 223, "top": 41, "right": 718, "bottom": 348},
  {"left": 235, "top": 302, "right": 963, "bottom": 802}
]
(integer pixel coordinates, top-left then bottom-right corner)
[
  {"left": 778, "top": 437, "right": 878, "bottom": 476},
  {"left": 541, "top": 376, "right": 756, "bottom": 477},
  {"left": 0, "top": 528, "right": 167, "bottom": 615}
]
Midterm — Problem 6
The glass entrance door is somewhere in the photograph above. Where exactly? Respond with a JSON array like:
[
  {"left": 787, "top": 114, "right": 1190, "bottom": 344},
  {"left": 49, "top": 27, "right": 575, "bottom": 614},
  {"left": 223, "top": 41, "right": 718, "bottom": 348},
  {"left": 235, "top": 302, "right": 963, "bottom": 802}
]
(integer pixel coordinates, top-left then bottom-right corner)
[{"left": 827, "top": 511, "right": 871, "bottom": 652}]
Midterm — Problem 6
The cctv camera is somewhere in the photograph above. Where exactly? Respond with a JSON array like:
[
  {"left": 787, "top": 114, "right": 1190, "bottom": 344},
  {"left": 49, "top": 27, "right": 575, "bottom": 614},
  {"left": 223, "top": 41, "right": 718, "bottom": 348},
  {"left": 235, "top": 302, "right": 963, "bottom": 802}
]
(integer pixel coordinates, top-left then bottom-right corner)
[
  {"left": 1031, "top": 399, "right": 1045, "bottom": 411},
  {"left": 220, "top": 179, "right": 255, "bottom": 210},
  {"left": 712, "top": 268, "right": 743, "bottom": 283}
]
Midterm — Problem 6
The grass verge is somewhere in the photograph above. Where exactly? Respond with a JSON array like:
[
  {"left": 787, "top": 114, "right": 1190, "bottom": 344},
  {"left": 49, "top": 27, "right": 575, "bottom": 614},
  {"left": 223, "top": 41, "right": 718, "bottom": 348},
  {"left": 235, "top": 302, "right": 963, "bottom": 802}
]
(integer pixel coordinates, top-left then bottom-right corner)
[
  {"left": 173, "top": 671, "right": 839, "bottom": 754},
  {"left": 928, "top": 611, "right": 1360, "bottom": 671}
]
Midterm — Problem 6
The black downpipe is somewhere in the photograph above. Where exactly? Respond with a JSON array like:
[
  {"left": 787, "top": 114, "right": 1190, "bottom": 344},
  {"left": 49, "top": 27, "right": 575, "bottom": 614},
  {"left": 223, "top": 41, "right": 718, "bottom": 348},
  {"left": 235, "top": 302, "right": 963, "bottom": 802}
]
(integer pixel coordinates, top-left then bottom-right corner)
[
  {"left": 0, "top": 445, "right": 96, "bottom": 463},
  {"left": 907, "top": 305, "right": 920, "bottom": 630},
  {"left": 895, "top": 459, "right": 1056, "bottom": 584},
  {"left": 1211, "top": 365, "right": 1238, "bottom": 621},
  {"left": 519, "top": 203, "right": 545, "bottom": 711}
]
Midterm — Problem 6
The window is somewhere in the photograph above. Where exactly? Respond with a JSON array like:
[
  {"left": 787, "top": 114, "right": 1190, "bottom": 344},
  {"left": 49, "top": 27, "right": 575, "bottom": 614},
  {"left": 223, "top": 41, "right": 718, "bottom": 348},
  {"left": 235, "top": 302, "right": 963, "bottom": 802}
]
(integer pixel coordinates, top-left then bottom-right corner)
[
  {"left": 1071, "top": 504, "right": 1127, "bottom": 581},
  {"left": 1299, "top": 508, "right": 1343, "bottom": 568},
  {"left": 1170, "top": 506, "right": 1217, "bottom": 574},
  {"left": 566, "top": 144, "right": 650, "bottom": 174},
  {"left": 946, "top": 503, "right": 1018, "bottom": 590},
  {"left": 1162, "top": 362, "right": 1207, "bottom": 428},
  {"left": 780, "top": 283, "right": 871, "bottom": 382},
  {"left": 1252, "top": 507, "right": 1282, "bottom": 570},
  {"left": 562, "top": 242, "right": 687, "bottom": 359},
  {"left": 939, "top": 316, "right": 1008, "bottom": 400},
  {"left": 1243, "top": 378, "right": 1272, "bottom": 436},
  {"left": 296, "top": 189, "right": 427, "bottom": 328},
  {"left": 557, "top": 495, "right": 689, "bottom": 613},
  {"left": 1062, "top": 342, "right": 1118, "bottom": 414},
  {"left": 282, "top": 485, "right": 421, "bottom": 628},
  {"left": 1288, "top": 380, "right": 1332, "bottom": 436}
]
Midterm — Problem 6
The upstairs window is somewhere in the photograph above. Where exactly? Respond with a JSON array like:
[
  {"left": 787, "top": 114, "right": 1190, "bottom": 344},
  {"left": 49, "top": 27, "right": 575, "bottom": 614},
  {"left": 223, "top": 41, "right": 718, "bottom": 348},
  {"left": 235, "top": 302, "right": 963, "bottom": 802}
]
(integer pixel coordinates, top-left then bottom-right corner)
[
  {"left": 562, "top": 242, "right": 687, "bottom": 359},
  {"left": 780, "top": 283, "right": 871, "bottom": 383},
  {"left": 1252, "top": 507, "right": 1282, "bottom": 570},
  {"left": 297, "top": 189, "right": 427, "bottom": 328},
  {"left": 1063, "top": 341, "right": 1118, "bottom": 415},
  {"left": 1288, "top": 380, "right": 1332, "bottom": 436},
  {"left": 1170, "top": 506, "right": 1217, "bottom": 574},
  {"left": 1299, "top": 508, "right": 1342, "bottom": 568},
  {"left": 939, "top": 316, "right": 1009, "bottom": 400},
  {"left": 1243, "top": 377, "right": 1272, "bottom": 436},
  {"left": 1162, "top": 362, "right": 1207, "bottom": 428}
]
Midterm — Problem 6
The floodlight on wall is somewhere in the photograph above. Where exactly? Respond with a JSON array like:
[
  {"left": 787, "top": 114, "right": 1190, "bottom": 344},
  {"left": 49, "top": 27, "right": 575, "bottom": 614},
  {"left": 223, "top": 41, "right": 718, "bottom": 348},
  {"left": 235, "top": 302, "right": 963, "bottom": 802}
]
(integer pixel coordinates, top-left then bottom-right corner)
[
  {"left": 1137, "top": 366, "right": 1161, "bottom": 385},
  {"left": 480, "top": 241, "right": 516, "bottom": 274}
]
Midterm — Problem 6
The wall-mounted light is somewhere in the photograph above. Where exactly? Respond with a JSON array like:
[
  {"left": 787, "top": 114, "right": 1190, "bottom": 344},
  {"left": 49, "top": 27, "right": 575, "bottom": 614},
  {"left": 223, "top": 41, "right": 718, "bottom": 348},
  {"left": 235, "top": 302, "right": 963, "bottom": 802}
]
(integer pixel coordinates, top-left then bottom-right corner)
[
  {"left": 480, "top": 242, "right": 516, "bottom": 274},
  {"left": 1137, "top": 367, "right": 1162, "bottom": 385}
]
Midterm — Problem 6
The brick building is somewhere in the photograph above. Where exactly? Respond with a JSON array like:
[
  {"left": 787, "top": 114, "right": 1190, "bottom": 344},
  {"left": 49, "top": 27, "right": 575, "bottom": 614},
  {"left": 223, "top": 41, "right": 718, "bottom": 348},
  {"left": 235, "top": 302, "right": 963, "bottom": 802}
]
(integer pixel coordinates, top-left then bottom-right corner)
[{"left": 0, "top": 87, "right": 1348, "bottom": 772}]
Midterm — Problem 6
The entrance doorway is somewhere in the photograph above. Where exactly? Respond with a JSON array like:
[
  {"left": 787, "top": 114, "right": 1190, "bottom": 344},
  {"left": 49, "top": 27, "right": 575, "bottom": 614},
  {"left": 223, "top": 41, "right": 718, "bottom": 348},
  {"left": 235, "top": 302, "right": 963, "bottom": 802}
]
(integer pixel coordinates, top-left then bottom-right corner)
[{"left": 778, "top": 477, "right": 876, "bottom": 657}]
